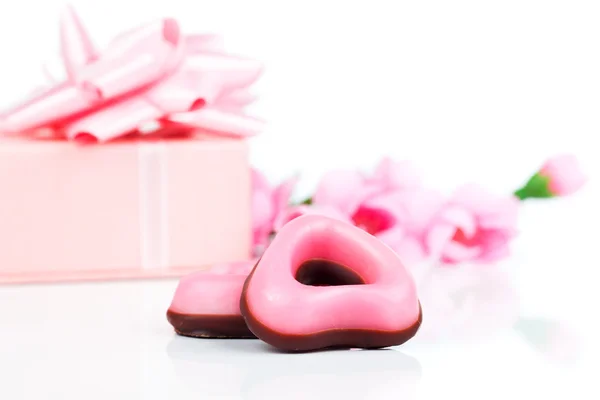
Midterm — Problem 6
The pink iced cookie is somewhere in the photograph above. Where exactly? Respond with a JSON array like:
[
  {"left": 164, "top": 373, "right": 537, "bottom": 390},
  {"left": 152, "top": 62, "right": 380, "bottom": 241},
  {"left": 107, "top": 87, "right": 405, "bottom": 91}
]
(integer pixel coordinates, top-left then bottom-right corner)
[
  {"left": 240, "top": 215, "right": 422, "bottom": 351},
  {"left": 167, "top": 261, "right": 257, "bottom": 338}
]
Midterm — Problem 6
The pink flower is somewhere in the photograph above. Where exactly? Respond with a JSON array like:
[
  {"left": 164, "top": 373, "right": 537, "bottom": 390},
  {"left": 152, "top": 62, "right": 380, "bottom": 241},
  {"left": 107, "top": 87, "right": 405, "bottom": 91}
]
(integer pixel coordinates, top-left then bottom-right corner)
[
  {"left": 539, "top": 154, "right": 586, "bottom": 196},
  {"left": 251, "top": 169, "right": 297, "bottom": 253},
  {"left": 273, "top": 158, "right": 420, "bottom": 246},
  {"left": 365, "top": 157, "right": 421, "bottom": 194},
  {"left": 358, "top": 185, "right": 518, "bottom": 266},
  {"left": 361, "top": 188, "right": 447, "bottom": 265},
  {"left": 311, "top": 158, "right": 420, "bottom": 217},
  {"left": 426, "top": 185, "right": 519, "bottom": 264}
]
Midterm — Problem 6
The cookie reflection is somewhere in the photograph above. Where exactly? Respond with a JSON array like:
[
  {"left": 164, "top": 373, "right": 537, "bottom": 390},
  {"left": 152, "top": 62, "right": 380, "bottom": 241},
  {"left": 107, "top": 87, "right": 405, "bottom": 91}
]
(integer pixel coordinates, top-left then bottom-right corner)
[
  {"left": 514, "top": 317, "right": 581, "bottom": 365},
  {"left": 412, "top": 262, "right": 519, "bottom": 341},
  {"left": 167, "top": 338, "right": 422, "bottom": 399}
]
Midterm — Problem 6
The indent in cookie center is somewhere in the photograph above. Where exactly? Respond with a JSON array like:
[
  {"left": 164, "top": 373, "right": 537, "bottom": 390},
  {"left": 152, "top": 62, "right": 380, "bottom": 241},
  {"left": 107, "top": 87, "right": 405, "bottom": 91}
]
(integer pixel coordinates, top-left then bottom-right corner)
[{"left": 295, "top": 259, "right": 365, "bottom": 286}]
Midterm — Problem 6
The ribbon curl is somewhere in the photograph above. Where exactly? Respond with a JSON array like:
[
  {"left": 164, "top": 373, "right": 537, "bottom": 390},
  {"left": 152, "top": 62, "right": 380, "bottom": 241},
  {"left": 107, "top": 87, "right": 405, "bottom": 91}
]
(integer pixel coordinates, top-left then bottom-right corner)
[{"left": 0, "top": 5, "right": 263, "bottom": 142}]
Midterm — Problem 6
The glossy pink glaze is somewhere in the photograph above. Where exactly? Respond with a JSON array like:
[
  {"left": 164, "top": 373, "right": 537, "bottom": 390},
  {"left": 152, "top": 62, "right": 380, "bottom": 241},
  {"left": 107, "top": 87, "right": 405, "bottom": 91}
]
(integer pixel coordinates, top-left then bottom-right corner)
[
  {"left": 169, "top": 261, "right": 254, "bottom": 316},
  {"left": 244, "top": 215, "right": 420, "bottom": 335}
]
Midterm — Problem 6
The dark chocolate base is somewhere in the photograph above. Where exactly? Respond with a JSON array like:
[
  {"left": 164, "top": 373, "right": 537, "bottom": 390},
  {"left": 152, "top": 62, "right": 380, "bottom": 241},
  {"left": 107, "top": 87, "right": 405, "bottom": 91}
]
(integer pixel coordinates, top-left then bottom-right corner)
[
  {"left": 166, "top": 310, "right": 257, "bottom": 339},
  {"left": 240, "top": 265, "right": 423, "bottom": 352}
]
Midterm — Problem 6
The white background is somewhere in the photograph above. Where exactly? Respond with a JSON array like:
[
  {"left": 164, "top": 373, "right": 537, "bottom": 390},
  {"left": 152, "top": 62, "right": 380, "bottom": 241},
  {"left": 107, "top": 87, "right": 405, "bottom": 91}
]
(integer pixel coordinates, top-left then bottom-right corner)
[
  {"left": 1, "top": 1, "right": 599, "bottom": 399},
  {"left": 0, "top": 0, "right": 598, "bottom": 196}
]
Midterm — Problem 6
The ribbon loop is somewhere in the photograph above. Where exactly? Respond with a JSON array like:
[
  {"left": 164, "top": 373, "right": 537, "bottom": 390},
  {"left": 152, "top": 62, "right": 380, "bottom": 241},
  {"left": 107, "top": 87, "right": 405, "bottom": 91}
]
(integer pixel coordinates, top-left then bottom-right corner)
[
  {"left": 60, "top": 5, "right": 97, "bottom": 80},
  {"left": 0, "top": 6, "right": 263, "bottom": 142}
]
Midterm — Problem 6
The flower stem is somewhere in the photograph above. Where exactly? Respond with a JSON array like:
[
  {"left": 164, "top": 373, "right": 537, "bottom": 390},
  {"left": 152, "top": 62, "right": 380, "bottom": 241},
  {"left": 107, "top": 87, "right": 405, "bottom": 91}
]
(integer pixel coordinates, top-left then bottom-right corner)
[
  {"left": 300, "top": 197, "right": 313, "bottom": 205},
  {"left": 513, "top": 173, "right": 553, "bottom": 201},
  {"left": 514, "top": 187, "right": 529, "bottom": 200}
]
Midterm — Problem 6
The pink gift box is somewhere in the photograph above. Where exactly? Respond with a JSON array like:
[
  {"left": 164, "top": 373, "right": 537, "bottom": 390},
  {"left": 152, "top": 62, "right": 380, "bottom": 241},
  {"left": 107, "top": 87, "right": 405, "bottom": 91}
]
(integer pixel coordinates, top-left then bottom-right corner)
[{"left": 0, "top": 136, "right": 251, "bottom": 284}]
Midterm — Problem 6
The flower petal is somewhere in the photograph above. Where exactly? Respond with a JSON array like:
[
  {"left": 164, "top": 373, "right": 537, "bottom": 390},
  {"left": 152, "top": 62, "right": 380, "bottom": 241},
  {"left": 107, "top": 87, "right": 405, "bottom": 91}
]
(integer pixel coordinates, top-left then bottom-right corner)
[
  {"left": 426, "top": 223, "right": 456, "bottom": 256},
  {"left": 390, "top": 236, "right": 428, "bottom": 266},
  {"left": 252, "top": 191, "right": 274, "bottom": 234},
  {"left": 476, "top": 230, "right": 514, "bottom": 262},
  {"left": 383, "top": 189, "right": 446, "bottom": 234},
  {"left": 478, "top": 196, "right": 519, "bottom": 230},
  {"left": 442, "top": 241, "right": 482, "bottom": 264},
  {"left": 313, "top": 170, "right": 368, "bottom": 216},
  {"left": 478, "top": 244, "right": 511, "bottom": 262},
  {"left": 439, "top": 206, "right": 477, "bottom": 238},
  {"left": 374, "top": 226, "right": 405, "bottom": 250},
  {"left": 352, "top": 204, "right": 397, "bottom": 235},
  {"left": 451, "top": 184, "right": 503, "bottom": 215},
  {"left": 251, "top": 168, "right": 271, "bottom": 193},
  {"left": 451, "top": 184, "right": 520, "bottom": 234},
  {"left": 371, "top": 157, "right": 420, "bottom": 191},
  {"left": 272, "top": 175, "right": 299, "bottom": 217},
  {"left": 540, "top": 154, "right": 587, "bottom": 196},
  {"left": 362, "top": 191, "right": 406, "bottom": 218},
  {"left": 272, "top": 205, "right": 309, "bottom": 231}
]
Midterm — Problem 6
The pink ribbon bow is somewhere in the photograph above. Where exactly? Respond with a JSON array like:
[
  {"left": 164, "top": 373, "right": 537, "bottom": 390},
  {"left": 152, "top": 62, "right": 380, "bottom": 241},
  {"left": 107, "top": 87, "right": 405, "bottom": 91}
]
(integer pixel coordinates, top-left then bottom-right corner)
[{"left": 0, "top": 5, "right": 263, "bottom": 143}]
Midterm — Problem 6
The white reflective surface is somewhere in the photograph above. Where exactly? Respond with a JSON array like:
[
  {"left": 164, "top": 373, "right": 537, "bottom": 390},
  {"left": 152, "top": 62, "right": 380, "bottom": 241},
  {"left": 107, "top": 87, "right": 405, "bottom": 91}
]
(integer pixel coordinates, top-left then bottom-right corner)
[
  {"left": 1, "top": 195, "right": 599, "bottom": 399},
  {"left": 0, "top": 0, "right": 598, "bottom": 397}
]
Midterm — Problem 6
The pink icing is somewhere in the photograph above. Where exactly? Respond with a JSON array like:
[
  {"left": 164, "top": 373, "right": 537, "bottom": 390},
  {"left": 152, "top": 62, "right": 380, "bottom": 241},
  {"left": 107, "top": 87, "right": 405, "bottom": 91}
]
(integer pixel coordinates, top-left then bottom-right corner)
[
  {"left": 244, "top": 215, "right": 420, "bottom": 335},
  {"left": 169, "top": 261, "right": 254, "bottom": 316}
]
